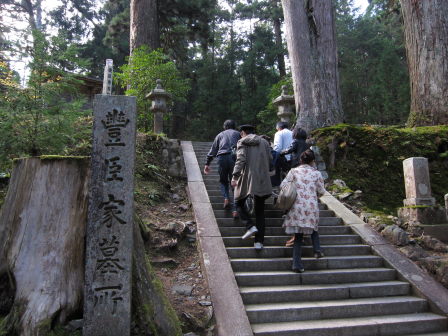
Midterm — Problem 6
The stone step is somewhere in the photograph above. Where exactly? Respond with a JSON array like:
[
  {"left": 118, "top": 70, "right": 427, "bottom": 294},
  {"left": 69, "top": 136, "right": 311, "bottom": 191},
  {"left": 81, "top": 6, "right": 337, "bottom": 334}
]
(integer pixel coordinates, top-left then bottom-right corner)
[
  {"left": 246, "top": 296, "right": 428, "bottom": 324},
  {"left": 214, "top": 209, "right": 337, "bottom": 219},
  {"left": 209, "top": 196, "right": 328, "bottom": 210},
  {"left": 231, "top": 255, "right": 379, "bottom": 272},
  {"left": 234, "top": 258, "right": 385, "bottom": 286},
  {"left": 251, "top": 313, "right": 447, "bottom": 336},
  {"left": 230, "top": 255, "right": 383, "bottom": 273},
  {"left": 226, "top": 245, "right": 372, "bottom": 258},
  {"left": 220, "top": 225, "right": 352, "bottom": 237},
  {"left": 223, "top": 235, "right": 362, "bottom": 247},
  {"left": 403, "top": 333, "right": 448, "bottom": 336},
  {"left": 217, "top": 217, "right": 342, "bottom": 227},
  {"left": 211, "top": 202, "right": 333, "bottom": 214},
  {"left": 240, "top": 280, "right": 408, "bottom": 304},
  {"left": 252, "top": 313, "right": 447, "bottom": 336}
]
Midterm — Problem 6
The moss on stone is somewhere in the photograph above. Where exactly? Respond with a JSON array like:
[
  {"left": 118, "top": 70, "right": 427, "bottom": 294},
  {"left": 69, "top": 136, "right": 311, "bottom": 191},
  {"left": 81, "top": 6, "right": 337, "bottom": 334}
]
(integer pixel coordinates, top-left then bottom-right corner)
[
  {"left": 12, "top": 156, "right": 89, "bottom": 166},
  {"left": 312, "top": 124, "right": 448, "bottom": 214},
  {"left": 37, "top": 319, "right": 81, "bottom": 336},
  {"left": 145, "top": 257, "right": 183, "bottom": 336},
  {"left": 0, "top": 304, "right": 23, "bottom": 336},
  {"left": 39, "top": 155, "right": 89, "bottom": 161},
  {"left": 400, "top": 205, "right": 433, "bottom": 209}
]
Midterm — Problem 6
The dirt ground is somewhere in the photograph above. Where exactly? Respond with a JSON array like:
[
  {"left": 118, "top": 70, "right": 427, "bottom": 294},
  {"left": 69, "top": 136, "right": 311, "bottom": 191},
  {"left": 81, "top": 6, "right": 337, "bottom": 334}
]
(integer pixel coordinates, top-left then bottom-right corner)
[{"left": 135, "top": 181, "right": 214, "bottom": 336}]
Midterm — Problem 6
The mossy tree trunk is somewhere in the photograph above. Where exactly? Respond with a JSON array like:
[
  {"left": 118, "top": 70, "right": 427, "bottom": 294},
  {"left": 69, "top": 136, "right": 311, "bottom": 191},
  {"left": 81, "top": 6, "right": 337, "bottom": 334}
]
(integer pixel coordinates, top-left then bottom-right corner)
[
  {"left": 0, "top": 157, "right": 181, "bottom": 336},
  {"left": 281, "top": 0, "right": 343, "bottom": 133},
  {"left": 0, "top": 157, "right": 90, "bottom": 336},
  {"left": 401, "top": 0, "right": 448, "bottom": 127}
]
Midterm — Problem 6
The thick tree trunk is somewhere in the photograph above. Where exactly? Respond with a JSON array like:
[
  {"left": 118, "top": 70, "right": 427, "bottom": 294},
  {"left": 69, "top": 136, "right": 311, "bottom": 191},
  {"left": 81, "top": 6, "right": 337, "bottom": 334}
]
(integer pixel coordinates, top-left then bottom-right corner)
[
  {"left": 281, "top": 0, "right": 343, "bottom": 133},
  {"left": 0, "top": 157, "right": 89, "bottom": 336},
  {"left": 130, "top": 0, "right": 160, "bottom": 53},
  {"left": 0, "top": 157, "right": 181, "bottom": 335},
  {"left": 401, "top": 0, "right": 448, "bottom": 126}
]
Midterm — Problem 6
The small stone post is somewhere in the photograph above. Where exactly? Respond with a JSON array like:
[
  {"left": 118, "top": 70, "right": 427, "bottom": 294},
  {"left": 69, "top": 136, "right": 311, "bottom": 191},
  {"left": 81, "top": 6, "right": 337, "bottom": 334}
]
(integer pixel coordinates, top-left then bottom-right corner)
[
  {"left": 398, "top": 157, "right": 446, "bottom": 225},
  {"left": 102, "top": 59, "right": 113, "bottom": 95},
  {"left": 146, "top": 79, "right": 171, "bottom": 134},
  {"left": 272, "top": 85, "right": 295, "bottom": 123},
  {"left": 445, "top": 193, "right": 448, "bottom": 220},
  {"left": 402, "top": 157, "right": 435, "bottom": 206}
]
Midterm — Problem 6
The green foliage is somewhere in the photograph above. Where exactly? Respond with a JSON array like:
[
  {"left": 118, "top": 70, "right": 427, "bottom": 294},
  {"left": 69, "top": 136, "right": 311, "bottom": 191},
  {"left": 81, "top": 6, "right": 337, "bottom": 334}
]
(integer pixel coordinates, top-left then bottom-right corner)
[
  {"left": 257, "top": 76, "right": 293, "bottom": 137},
  {"left": 38, "top": 319, "right": 81, "bottom": 336},
  {"left": 0, "top": 30, "right": 92, "bottom": 170},
  {"left": 313, "top": 125, "right": 448, "bottom": 214},
  {"left": 186, "top": 20, "right": 281, "bottom": 140},
  {"left": 82, "top": 0, "right": 130, "bottom": 76},
  {"left": 336, "top": 0, "right": 410, "bottom": 125},
  {"left": 115, "top": 47, "right": 190, "bottom": 131}
]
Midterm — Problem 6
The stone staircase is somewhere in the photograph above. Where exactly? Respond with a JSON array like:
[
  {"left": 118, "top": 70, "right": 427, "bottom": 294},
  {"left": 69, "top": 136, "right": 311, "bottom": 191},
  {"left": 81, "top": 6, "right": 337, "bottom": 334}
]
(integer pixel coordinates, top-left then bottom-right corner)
[{"left": 190, "top": 141, "right": 448, "bottom": 336}]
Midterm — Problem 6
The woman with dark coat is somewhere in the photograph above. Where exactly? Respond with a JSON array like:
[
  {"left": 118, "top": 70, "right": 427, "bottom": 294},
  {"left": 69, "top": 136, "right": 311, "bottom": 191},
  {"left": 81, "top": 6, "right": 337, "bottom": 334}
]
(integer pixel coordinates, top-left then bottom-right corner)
[{"left": 280, "top": 127, "right": 310, "bottom": 169}]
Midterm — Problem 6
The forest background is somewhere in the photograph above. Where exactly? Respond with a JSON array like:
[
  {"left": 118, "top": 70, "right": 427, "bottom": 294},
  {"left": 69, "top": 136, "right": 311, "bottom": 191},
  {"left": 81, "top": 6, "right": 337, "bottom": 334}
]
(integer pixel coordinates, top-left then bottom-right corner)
[{"left": 0, "top": 0, "right": 409, "bottom": 170}]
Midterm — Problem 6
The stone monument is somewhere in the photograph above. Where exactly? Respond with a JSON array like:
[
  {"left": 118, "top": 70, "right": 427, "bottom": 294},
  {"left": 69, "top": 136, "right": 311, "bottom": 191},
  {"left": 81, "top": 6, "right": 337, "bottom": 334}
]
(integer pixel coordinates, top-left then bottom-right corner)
[
  {"left": 398, "top": 157, "right": 447, "bottom": 242},
  {"left": 402, "top": 157, "right": 435, "bottom": 206},
  {"left": 84, "top": 61, "right": 136, "bottom": 335},
  {"left": 146, "top": 79, "right": 171, "bottom": 134}
]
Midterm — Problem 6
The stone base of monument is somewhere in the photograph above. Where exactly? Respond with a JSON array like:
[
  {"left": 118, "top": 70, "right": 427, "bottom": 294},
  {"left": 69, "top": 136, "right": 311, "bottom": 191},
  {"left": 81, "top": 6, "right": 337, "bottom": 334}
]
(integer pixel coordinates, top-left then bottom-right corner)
[
  {"left": 398, "top": 206, "right": 447, "bottom": 225},
  {"left": 420, "top": 224, "right": 448, "bottom": 243},
  {"left": 398, "top": 206, "right": 448, "bottom": 243}
]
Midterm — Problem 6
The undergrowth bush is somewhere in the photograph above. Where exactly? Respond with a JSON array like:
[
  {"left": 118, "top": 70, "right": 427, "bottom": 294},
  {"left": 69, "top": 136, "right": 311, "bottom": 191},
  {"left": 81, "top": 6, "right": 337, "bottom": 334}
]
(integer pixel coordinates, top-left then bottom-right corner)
[{"left": 313, "top": 124, "right": 448, "bottom": 214}]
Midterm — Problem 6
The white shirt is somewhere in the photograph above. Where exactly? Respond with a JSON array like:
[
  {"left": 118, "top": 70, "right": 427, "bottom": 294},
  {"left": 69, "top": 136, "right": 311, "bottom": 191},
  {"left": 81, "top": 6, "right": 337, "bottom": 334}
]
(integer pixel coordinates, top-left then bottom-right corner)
[{"left": 273, "top": 128, "right": 293, "bottom": 161}]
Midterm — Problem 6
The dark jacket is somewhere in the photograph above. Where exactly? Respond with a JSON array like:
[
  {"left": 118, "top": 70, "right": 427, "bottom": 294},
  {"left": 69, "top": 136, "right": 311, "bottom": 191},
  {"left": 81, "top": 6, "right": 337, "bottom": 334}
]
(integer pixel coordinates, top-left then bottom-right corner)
[
  {"left": 206, "top": 129, "right": 241, "bottom": 165},
  {"left": 282, "top": 139, "right": 310, "bottom": 168}
]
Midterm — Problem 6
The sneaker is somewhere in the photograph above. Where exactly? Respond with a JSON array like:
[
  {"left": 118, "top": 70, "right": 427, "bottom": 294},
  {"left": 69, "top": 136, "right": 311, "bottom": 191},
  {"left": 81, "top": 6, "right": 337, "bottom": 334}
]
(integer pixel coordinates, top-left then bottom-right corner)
[
  {"left": 223, "top": 199, "right": 230, "bottom": 209},
  {"left": 314, "top": 251, "right": 324, "bottom": 259},
  {"left": 254, "top": 242, "right": 264, "bottom": 250},
  {"left": 232, "top": 211, "right": 239, "bottom": 219},
  {"left": 292, "top": 267, "right": 305, "bottom": 273},
  {"left": 242, "top": 226, "right": 258, "bottom": 239}
]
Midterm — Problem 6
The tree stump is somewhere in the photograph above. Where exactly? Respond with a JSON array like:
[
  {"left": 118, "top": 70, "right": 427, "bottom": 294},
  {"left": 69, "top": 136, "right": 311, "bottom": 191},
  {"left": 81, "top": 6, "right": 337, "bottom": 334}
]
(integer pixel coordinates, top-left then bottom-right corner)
[
  {"left": 0, "top": 157, "right": 89, "bottom": 335},
  {"left": 0, "top": 157, "right": 182, "bottom": 335}
]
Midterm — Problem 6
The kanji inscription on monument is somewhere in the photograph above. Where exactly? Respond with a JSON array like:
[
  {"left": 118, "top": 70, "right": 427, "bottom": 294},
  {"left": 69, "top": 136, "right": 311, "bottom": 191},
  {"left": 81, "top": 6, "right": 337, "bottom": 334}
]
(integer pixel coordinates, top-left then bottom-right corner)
[{"left": 84, "top": 95, "right": 136, "bottom": 336}]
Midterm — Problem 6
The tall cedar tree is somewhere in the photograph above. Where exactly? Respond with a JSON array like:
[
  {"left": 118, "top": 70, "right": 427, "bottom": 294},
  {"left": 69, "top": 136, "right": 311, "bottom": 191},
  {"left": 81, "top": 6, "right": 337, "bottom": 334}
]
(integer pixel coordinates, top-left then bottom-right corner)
[
  {"left": 130, "top": 0, "right": 160, "bottom": 52},
  {"left": 400, "top": 0, "right": 448, "bottom": 126},
  {"left": 281, "top": 0, "right": 343, "bottom": 133}
]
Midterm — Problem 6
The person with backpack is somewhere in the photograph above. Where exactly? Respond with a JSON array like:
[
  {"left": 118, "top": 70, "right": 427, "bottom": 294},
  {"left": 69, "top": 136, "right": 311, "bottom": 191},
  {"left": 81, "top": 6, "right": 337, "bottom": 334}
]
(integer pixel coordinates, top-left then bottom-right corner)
[
  {"left": 280, "top": 126, "right": 310, "bottom": 169},
  {"left": 204, "top": 120, "right": 240, "bottom": 218},
  {"left": 281, "top": 149, "right": 326, "bottom": 272},
  {"left": 231, "top": 125, "right": 273, "bottom": 250}
]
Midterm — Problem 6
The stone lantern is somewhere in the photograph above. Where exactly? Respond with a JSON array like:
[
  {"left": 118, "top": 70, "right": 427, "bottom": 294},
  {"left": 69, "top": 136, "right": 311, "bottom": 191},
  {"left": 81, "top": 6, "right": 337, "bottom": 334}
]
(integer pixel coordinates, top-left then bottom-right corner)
[
  {"left": 146, "top": 79, "right": 171, "bottom": 134},
  {"left": 272, "top": 85, "right": 295, "bottom": 123}
]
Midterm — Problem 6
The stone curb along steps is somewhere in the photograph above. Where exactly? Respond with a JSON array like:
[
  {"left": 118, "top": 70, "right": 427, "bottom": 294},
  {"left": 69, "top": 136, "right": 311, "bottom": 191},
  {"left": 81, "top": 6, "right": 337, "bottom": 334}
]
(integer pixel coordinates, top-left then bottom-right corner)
[{"left": 182, "top": 141, "right": 448, "bottom": 336}]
